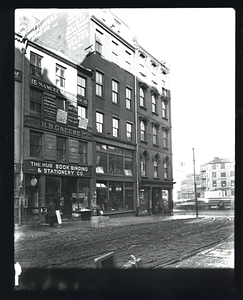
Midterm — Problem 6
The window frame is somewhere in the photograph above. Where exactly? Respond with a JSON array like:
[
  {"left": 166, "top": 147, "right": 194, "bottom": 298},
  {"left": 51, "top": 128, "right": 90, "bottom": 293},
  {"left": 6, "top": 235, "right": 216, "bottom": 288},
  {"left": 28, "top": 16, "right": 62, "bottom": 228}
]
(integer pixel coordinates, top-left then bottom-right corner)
[
  {"left": 111, "top": 40, "right": 118, "bottom": 64},
  {"left": 112, "top": 79, "right": 119, "bottom": 104},
  {"left": 30, "top": 130, "right": 42, "bottom": 158},
  {"left": 140, "top": 120, "right": 146, "bottom": 141},
  {"left": 78, "top": 141, "right": 87, "bottom": 164},
  {"left": 153, "top": 126, "right": 158, "bottom": 145},
  {"left": 30, "top": 51, "right": 42, "bottom": 78},
  {"left": 55, "top": 64, "right": 66, "bottom": 88},
  {"left": 163, "top": 130, "right": 168, "bottom": 148},
  {"left": 126, "top": 122, "right": 132, "bottom": 141},
  {"left": 140, "top": 87, "right": 145, "bottom": 107},
  {"left": 162, "top": 100, "right": 167, "bottom": 119},
  {"left": 96, "top": 71, "right": 104, "bottom": 97},
  {"left": 77, "top": 75, "right": 86, "bottom": 97},
  {"left": 126, "top": 87, "right": 132, "bottom": 110},
  {"left": 112, "top": 117, "right": 119, "bottom": 138},
  {"left": 152, "top": 94, "right": 157, "bottom": 113},
  {"left": 95, "top": 29, "right": 103, "bottom": 54},
  {"left": 153, "top": 160, "right": 158, "bottom": 178},
  {"left": 57, "top": 136, "right": 67, "bottom": 162},
  {"left": 96, "top": 111, "right": 104, "bottom": 133},
  {"left": 30, "top": 87, "right": 42, "bottom": 116}
]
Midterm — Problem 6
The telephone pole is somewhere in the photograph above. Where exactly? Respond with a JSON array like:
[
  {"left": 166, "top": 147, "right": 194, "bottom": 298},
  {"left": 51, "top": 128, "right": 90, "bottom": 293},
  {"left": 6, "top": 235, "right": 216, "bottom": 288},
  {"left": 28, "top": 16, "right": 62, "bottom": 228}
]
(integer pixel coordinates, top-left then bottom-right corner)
[{"left": 193, "top": 148, "right": 198, "bottom": 217}]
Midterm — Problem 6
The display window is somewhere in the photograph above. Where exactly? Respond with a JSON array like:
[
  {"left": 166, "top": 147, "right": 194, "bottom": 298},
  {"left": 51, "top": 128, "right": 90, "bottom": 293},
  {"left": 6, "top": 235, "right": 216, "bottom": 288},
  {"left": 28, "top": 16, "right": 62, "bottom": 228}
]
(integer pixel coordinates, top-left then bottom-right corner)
[{"left": 139, "top": 188, "right": 149, "bottom": 212}]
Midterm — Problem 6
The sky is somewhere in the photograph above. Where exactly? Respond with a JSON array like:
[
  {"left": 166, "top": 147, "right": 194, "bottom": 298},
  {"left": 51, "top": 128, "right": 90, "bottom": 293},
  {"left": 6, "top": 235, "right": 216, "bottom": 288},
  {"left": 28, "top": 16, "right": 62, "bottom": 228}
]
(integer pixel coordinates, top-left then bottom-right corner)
[{"left": 15, "top": 8, "right": 235, "bottom": 195}]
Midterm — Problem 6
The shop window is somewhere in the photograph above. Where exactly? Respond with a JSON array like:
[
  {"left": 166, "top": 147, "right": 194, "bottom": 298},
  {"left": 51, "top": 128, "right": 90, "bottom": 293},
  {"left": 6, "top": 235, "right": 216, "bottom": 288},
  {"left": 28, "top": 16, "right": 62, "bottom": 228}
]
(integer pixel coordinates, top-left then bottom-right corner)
[
  {"left": 77, "top": 75, "right": 86, "bottom": 97},
  {"left": 126, "top": 122, "right": 132, "bottom": 141},
  {"left": 96, "top": 152, "right": 107, "bottom": 173},
  {"left": 96, "top": 112, "right": 104, "bottom": 133},
  {"left": 79, "top": 141, "right": 87, "bottom": 164},
  {"left": 57, "top": 136, "right": 67, "bottom": 161},
  {"left": 96, "top": 71, "right": 104, "bottom": 97},
  {"left": 109, "top": 154, "right": 122, "bottom": 175},
  {"left": 95, "top": 29, "right": 103, "bottom": 55},
  {"left": 30, "top": 131, "right": 42, "bottom": 158},
  {"left": 112, "top": 117, "right": 119, "bottom": 138},
  {"left": 56, "top": 64, "right": 66, "bottom": 88},
  {"left": 126, "top": 87, "right": 132, "bottom": 110},
  {"left": 112, "top": 79, "right": 119, "bottom": 104},
  {"left": 140, "top": 87, "right": 145, "bottom": 107},
  {"left": 125, "top": 189, "right": 134, "bottom": 210},
  {"left": 162, "top": 190, "right": 169, "bottom": 210},
  {"left": 124, "top": 157, "right": 133, "bottom": 176},
  {"left": 139, "top": 188, "right": 149, "bottom": 212},
  {"left": 30, "top": 52, "right": 42, "bottom": 78},
  {"left": 109, "top": 182, "right": 123, "bottom": 211},
  {"left": 30, "top": 88, "right": 42, "bottom": 116}
]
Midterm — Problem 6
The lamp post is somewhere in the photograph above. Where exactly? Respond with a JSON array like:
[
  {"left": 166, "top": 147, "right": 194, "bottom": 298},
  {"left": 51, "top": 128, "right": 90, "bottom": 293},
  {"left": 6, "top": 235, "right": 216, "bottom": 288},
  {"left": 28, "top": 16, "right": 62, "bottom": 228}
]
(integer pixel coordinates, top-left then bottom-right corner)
[{"left": 192, "top": 148, "right": 198, "bottom": 217}]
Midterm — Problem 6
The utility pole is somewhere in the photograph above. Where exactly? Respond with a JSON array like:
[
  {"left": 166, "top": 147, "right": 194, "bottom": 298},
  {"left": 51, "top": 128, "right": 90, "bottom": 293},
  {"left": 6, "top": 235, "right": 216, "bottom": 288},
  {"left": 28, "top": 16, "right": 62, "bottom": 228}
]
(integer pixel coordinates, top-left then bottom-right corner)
[{"left": 192, "top": 148, "right": 198, "bottom": 217}]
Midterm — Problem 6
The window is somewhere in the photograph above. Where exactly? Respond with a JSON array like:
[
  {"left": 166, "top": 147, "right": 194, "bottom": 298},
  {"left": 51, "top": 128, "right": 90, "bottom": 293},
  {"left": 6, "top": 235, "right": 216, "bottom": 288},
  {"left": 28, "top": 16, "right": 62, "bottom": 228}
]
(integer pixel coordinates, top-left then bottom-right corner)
[
  {"left": 125, "top": 51, "right": 131, "bottom": 71},
  {"left": 212, "top": 164, "right": 216, "bottom": 169},
  {"left": 126, "top": 122, "right": 132, "bottom": 141},
  {"left": 230, "top": 171, "right": 234, "bottom": 176},
  {"left": 221, "top": 172, "right": 226, "bottom": 177},
  {"left": 56, "top": 64, "right": 66, "bottom": 88},
  {"left": 96, "top": 112, "right": 104, "bottom": 133},
  {"left": 163, "top": 130, "right": 168, "bottom": 148},
  {"left": 164, "top": 161, "right": 168, "bottom": 179},
  {"left": 56, "top": 97, "right": 67, "bottom": 111},
  {"left": 154, "top": 160, "right": 158, "bottom": 178},
  {"left": 79, "top": 141, "right": 87, "bottom": 164},
  {"left": 152, "top": 95, "right": 157, "bottom": 113},
  {"left": 213, "top": 180, "right": 217, "bottom": 187},
  {"left": 77, "top": 75, "right": 86, "bottom": 97},
  {"left": 109, "top": 154, "right": 122, "bottom": 174},
  {"left": 212, "top": 172, "right": 216, "bottom": 177},
  {"left": 112, "top": 41, "right": 118, "bottom": 64},
  {"left": 30, "top": 131, "right": 42, "bottom": 158},
  {"left": 95, "top": 29, "right": 103, "bottom": 54},
  {"left": 153, "top": 126, "right": 158, "bottom": 145},
  {"left": 221, "top": 181, "right": 226, "bottom": 187},
  {"left": 140, "top": 87, "right": 145, "bottom": 107},
  {"left": 57, "top": 136, "right": 67, "bottom": 161},
  {"left": 96, "top": 71, "right": 103, "bottom": 97},
  {"left": 112, "top": 117, "right": 119, "bottom": 137},
  {"left": 141, "top": 156, "right": 146, "bottom": 176},
  {"left": 96, "top": 153, "right": 107, "bottom": 173},
  {"left": 139, "top": 53, "right": 145, "bottom": 67},
  {"left": 231, "top": 180, "right": 234, "bottom": 186},
  {"left": 30, "top": 88, "right": 42, "bottom": 116},
  {"left": 78, "top": 105, "right": 87, "bottom": 119},
  {"left": 126, "top": 87, "right": 132, "bottom": 110},
  {"left": 140, "top": 120, "right": 146, "bottom": 141},
  {"left": 162, "top": 101, "right": 167, "bottom": 118},
  {"left": 124, "top": 157, "right": 133, "bottom": 176},
  {"left": 30, "top": 52, "right": 42, "bottom": 78},
  {"left": 112, "top": 80, "right": 119, "bottom": 104},
  {"left": 221, "top": 163, "right": 225, "bottom": 169}
]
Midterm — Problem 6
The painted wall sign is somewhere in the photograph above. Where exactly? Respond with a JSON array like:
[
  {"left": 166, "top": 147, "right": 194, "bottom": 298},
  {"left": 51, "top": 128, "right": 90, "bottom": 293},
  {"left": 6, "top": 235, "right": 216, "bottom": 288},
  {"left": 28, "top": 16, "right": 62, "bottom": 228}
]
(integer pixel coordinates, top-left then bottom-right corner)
[
  {"left": 45, "top": 134, "right": 56, "bottom": 160},
  {"left": 14, "top": 69, "right": 22, "bottom": 82},
  {"left": 24, "top": 160, "right": 92, "bottom": 177},
  {"left": 43, "top": 92, "right": 57, "bottom": 120},
  {"left": 24, "top": 116, "right": 92, "bottom": 140}
]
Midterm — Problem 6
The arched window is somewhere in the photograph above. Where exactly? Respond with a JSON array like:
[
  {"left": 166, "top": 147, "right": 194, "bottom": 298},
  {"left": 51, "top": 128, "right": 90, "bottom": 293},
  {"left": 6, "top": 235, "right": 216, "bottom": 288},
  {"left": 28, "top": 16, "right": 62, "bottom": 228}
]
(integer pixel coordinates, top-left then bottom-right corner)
[{"left": 141, "top": 150, "right": 149, "bottom": 177}]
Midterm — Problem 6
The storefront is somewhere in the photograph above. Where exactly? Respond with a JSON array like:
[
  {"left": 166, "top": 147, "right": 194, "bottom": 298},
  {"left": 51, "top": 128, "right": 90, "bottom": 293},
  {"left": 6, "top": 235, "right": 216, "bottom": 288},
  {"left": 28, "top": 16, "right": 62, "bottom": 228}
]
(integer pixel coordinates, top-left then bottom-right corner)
[{"left": 24, "top": 160, "right": 92, "bottom": 220}]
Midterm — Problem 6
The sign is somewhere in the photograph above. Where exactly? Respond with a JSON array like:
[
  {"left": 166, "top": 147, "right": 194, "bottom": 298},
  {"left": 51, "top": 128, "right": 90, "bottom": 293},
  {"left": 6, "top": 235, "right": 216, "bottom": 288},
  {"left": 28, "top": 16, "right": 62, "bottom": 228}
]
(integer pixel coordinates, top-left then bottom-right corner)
[
  {"left": 24, "top": 116, "right": 92, "bottom": 140},
  {"left": 43, "top": 92, "right": 57, "bottom": 120},
  {"left": 68, "top": 105, "right": 79, "bottom": 127},
  {"left": 55, "top": 210, "right": 62, "bottom": 224},
  {"left": 14, "top": 69, "right": 22, "bottom": 82},
  {"left": 69, "top": 139, "right": 79, "bottom": 162},
  {"left": 31, "top": 178, "right": 38, "bottom": 186},
  {"left": 45, "top": 134, "right": 56, "bottom": 160},
  {"left": 56, "top": 109, "right": 68, "bottom": 124},
  {"left": 78, "top": 117, "right": 88, "bottom": 129},
  {"left": 24, "top": 160, "right": 92, "bottom": 177}
]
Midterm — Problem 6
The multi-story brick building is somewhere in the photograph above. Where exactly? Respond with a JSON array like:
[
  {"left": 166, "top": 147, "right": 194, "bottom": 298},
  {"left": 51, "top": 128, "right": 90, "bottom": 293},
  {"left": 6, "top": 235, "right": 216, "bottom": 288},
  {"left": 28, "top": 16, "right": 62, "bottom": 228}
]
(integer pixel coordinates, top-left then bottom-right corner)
[{"left": 15, "top": 9, "right": 173, "bottom": 221}]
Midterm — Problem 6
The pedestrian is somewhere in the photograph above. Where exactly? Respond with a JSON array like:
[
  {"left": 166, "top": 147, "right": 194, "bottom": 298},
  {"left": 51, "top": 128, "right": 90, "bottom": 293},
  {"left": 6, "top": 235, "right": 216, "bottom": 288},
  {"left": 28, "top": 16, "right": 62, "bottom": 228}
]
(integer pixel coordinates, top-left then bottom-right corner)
[{"left": 46, "top": 200, "right": 56, "bottom": 226}]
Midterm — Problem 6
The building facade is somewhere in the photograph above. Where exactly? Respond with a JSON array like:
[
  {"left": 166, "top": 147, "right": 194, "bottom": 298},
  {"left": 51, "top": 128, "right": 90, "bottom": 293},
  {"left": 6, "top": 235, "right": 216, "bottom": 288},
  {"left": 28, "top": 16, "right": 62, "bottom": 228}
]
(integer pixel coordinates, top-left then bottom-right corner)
[
  {"left": 15, "top": 9, "right": 174, "bottom": 221},
  {"left": 180, "top": 173, "right": 201, "bottom": 199}
]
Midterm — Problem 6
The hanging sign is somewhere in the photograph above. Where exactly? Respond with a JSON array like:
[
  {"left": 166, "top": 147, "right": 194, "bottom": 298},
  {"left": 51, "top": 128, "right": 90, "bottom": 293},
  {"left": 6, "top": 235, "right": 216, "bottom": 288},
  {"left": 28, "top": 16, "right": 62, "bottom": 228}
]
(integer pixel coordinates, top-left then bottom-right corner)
[{"left": 31, "top": 177, "right": 38, "bottom": 186}]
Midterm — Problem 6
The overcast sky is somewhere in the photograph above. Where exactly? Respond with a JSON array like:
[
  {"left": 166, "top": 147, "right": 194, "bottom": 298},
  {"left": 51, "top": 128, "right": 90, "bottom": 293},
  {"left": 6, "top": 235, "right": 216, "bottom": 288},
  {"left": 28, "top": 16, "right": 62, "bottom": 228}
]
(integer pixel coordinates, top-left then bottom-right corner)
[{"left": 15, "top": 8, "right": 235, "bottom": 192}]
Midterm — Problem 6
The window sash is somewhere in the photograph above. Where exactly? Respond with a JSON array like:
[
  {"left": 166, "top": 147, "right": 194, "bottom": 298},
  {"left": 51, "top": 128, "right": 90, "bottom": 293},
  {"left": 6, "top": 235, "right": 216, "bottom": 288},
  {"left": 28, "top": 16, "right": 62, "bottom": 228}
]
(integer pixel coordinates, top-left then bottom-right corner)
[
  {"left": 153, "top": 127, "right": 157, "bottom": 144},
  {"left": 154, "top": 161, "right": 158, "bottom": 177},
  {"left": 96, "top": 72, "right": 103, "bottom": 96},
  {"left": 126, "top": 88, "right": 131, "bottom": 109},
  {"left": 57, "top": 137, "right": 66, "bottom": 161},
  {"left": 152, "top": 95, "right": 156, "bottom": 113},
  {"left": 79, "top": 142, "right": 87, "bottom": 164},
  {"left": 78, "top": 105, "right": 87, "bottom": 118},
  {"left": 77, "top": 76, "right": 86, "bottom": 97},
  {"left": 56, "top": 65, "right": 65, "bottom": 88},
  {"left": 113, "top": 118, "right": 119, "bottom": 137},
  {"left": 30, "top": 132, "right": 42, "bottom": 157},
  {"left": 162, "top": 101, "right": 167, "bottom": 118},
  {"left": 141, "top": 159, "right": 146, "bottom": 176},
  {"left": 126, "top": 123, "right": 132, "bottom": 140},
  {"left": 96, "top": 112, "right": 104, "bottom": 133},
  {"left": 140, "top": 88, "right": 145, "bottom": 106},
  {"left": 112, "top": 80, "right": 118, "bottom": 103}
]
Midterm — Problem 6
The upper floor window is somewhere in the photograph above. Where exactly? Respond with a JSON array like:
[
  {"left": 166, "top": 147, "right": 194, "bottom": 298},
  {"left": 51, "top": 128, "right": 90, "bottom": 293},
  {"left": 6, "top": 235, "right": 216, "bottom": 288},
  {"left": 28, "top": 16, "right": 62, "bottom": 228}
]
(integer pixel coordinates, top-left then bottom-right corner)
[
  {"left": 213, "top": 180, "right": 217, "bottom": 187},
  {"left": 56, "top": 64, "right": 66, "bottom": 88},
  {"left": 153, "top": 126, "right": 158, "bottom": 145},
  {"left": 152, "top": 95, "right": 157, "bottom": 113},
  {"left": 162, "top": 100, "right": 167, "bottom": 118},
  {"left": 126, "top": 87, "right": 132, "bottom": 110},
  {"left": 221, "top": 181, "right": 226, "bottom": 187},
  {"left": 79, "top": 141, "right": 87, "bottom": 164},
  {"left": 112, "top": 117, "right": 119, "bottom": 138},
  {"left": 30, "top": 131, "right": 42, "bottom": 158},
  {"left": 212, "top": 164, "right": 216, "bottom": 169},
  {"left": 77, "top": 75, "right": 86, "bottom": 97},
  {"left": 125, "top": 51, "right": 131, "bottom": 72},
  {"left": 231, "top": 180, "right": 235, "bottom": 186},
  {"left": 230, "top": 171, "right": 235, "bottom": 176},
  {"left": 221, "top": 163, "right": 225, "bottom": 169},
  {"left": 112, "top": 80, "right": 119, "bottom": 104},
  {"left": 95, "top": 29, "right": 103, "bottom": 55},
  {"left": 164, "top": 156, "right": 169, "bottom": 179},
  {"left": 57, "top": 136, "right": 67, "bottom": 161},
  {"left": 126, "top": 122, "right": 132, "bottom": 141},
  {"left": 96, "top": 112, "right": 104, "bottom": 133},
  {"left": 141, "top": 151, "right": 149, "bottom": 177},
  {"left": 140, "top": 120, "right": 146, "bottom": 141},
  {"left": 212, "top": 172, "right": 216, "bottom": 177},
  {"left": 140, "top": 87, "right": 145, "bottom": 107},
  {"left": 139, "top": 53, "right": 146, "bottom": 67},
  {"left": 56, "top": 97, "right": 67, "bottom": 111},
  {"left": 78, "top": 105, "right": 87, "bottom": 119},
  {"left": 153, "top": 160, "right": 158, "bottom": 178},
  {"left": 30, "top": 88, "right": 42, "bottom": 116},
  {"left": 96, "top": 71, "right": 104, "bottom": 97},
  {"left": 163, "top": 130, "right": 168, "bottom": 148},
  {"left": 30, "top": 52, "right": 42, "bottom": 78},
  {"left": 221, "top": 172, "right": 226, "bottom": 177},
  {"left": 112, "top": 41, "right": 118, "bottom": 64}
]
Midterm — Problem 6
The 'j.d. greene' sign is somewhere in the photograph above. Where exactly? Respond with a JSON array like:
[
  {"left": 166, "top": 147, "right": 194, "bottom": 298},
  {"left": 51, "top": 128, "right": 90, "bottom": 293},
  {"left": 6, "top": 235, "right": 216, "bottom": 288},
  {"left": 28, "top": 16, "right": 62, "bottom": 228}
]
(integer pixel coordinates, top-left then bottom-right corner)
[{"left": 24, "top": 160, "right": 92, "bottom": 177}]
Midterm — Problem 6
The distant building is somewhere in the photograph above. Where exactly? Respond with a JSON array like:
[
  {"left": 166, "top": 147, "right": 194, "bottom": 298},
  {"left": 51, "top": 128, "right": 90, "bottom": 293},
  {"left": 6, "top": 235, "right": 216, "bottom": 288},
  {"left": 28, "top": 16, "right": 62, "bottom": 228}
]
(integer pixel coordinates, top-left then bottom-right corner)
[
  {"left": 200, "top": 157, "right": 235, "bottom": 197},
  {"left": 180, "top": 173, "right": 201, "bottom": 199}
]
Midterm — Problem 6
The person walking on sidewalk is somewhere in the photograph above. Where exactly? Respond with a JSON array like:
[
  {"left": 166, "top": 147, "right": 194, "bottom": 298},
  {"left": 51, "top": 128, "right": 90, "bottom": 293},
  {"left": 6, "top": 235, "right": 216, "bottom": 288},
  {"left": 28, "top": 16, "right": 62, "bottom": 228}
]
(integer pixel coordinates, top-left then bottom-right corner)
[{"left": 46, "top": 200, "right": 56, "bottom": 226}]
